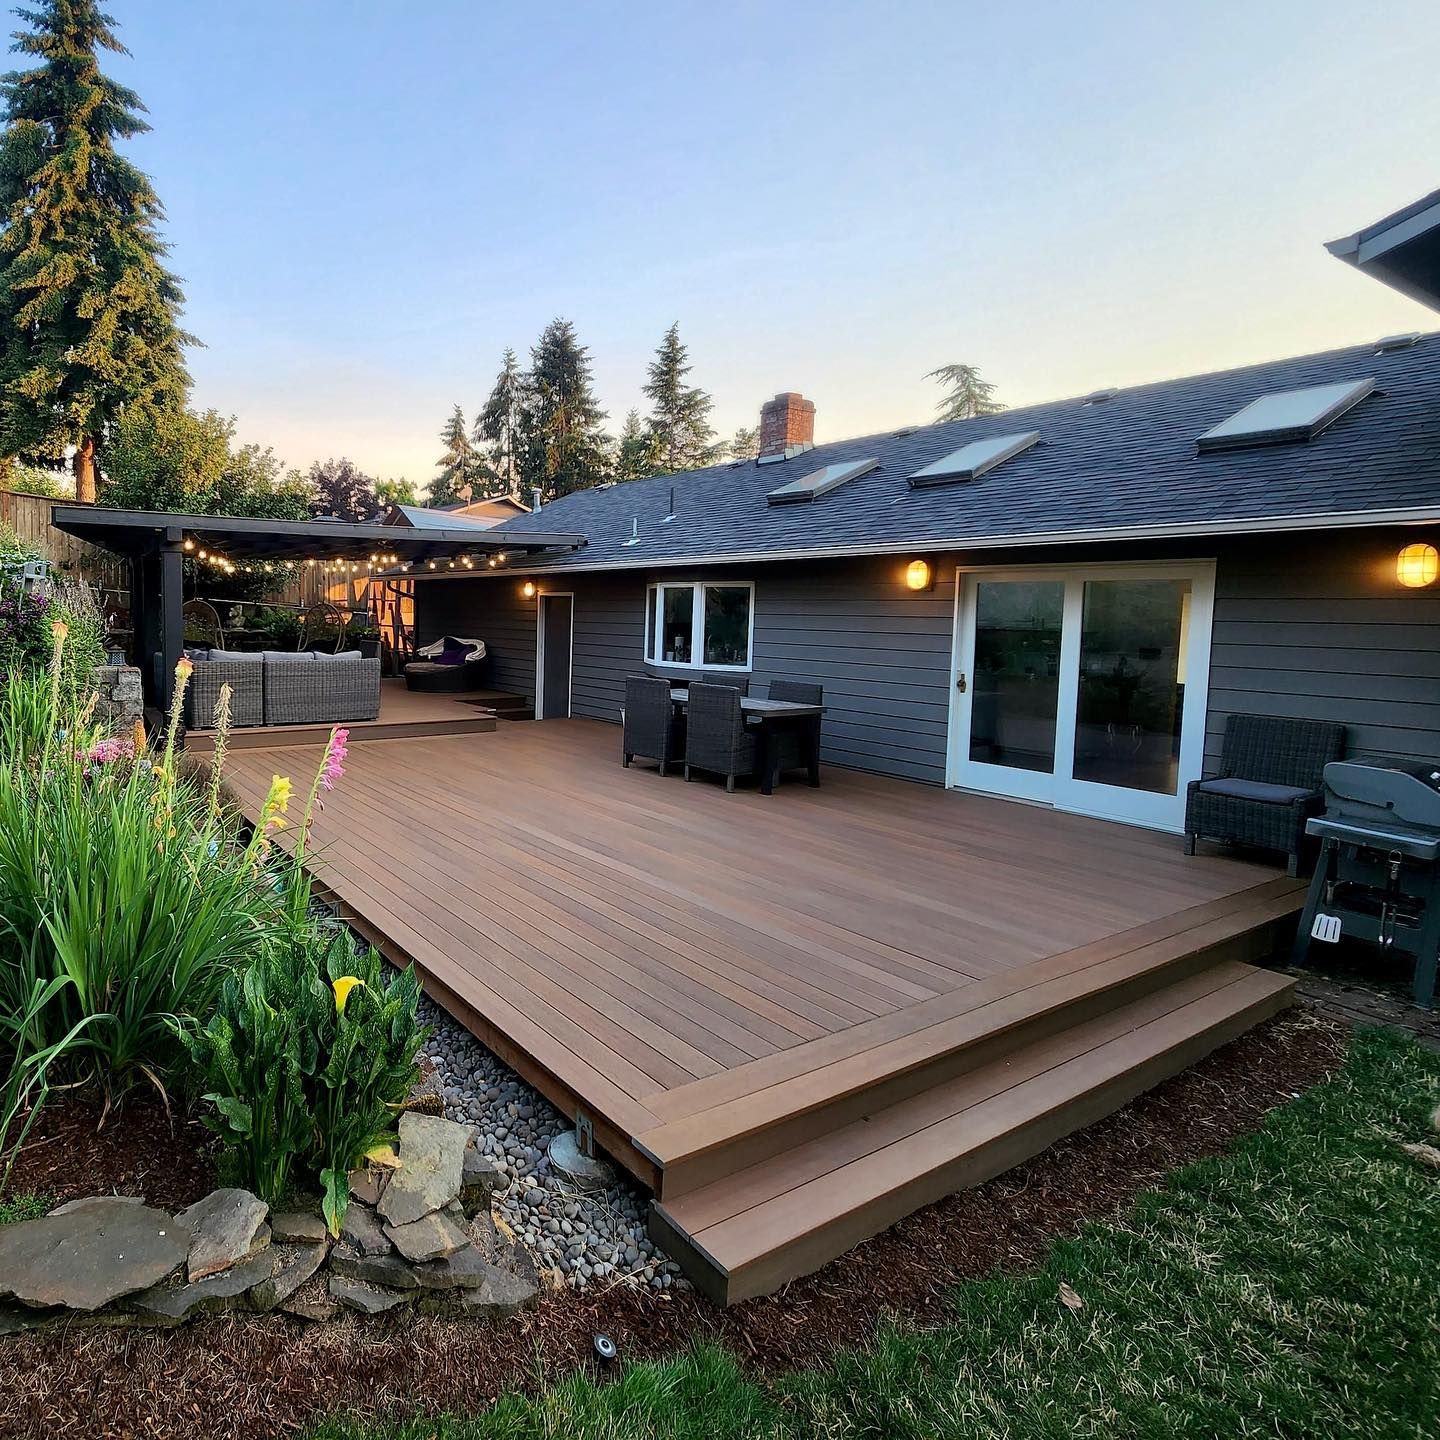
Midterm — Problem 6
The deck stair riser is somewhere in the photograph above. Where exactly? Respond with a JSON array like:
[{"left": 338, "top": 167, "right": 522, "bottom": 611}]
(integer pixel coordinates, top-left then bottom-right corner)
[
  {"left": 650, "top": 964, "right": 1295, "bottom": 1305},
  {"left": 640, "top": 884, "right": 1300, "bottom": 1200}
]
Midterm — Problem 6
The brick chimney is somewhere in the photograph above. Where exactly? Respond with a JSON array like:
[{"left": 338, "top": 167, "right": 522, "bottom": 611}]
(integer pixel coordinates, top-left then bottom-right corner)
[{"left": 758, "top": 392, "right": 816, "bottom": 458}]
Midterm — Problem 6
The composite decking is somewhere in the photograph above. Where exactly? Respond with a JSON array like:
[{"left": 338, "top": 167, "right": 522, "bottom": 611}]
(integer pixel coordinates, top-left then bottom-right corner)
[{"left": 223, "top": 717, "right": 1300, "bottom": 1302}]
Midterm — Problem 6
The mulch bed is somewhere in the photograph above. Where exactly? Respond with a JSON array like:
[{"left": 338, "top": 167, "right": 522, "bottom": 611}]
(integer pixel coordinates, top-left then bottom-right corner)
[
  {"left": 0, "top": 1005, "right": 1349, "bottom": 1440},
  {"left": 4, "top": 1092, "right": 218, "bottom": 1214}
]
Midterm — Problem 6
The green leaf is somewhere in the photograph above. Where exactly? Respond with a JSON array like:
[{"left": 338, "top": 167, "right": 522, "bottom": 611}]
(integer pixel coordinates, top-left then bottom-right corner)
[{"left": 320, "top": 1167, "right": 349, "bottom": 1238}]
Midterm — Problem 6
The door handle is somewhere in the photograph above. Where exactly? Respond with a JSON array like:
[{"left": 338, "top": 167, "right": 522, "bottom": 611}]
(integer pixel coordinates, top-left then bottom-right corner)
[{"left": 956, "top": 673, "right": 968, "bottom": 693}]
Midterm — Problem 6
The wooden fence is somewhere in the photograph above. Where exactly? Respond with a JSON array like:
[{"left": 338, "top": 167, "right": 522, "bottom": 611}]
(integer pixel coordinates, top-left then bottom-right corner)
[{"left": 0, "top": 489, "right": 129, "bottom": 596}]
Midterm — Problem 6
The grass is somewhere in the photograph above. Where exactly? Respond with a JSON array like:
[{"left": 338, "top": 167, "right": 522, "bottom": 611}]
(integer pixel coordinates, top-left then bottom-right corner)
[{"left": 310, "top": 1027, "right": 1440, "bottom": 1440}]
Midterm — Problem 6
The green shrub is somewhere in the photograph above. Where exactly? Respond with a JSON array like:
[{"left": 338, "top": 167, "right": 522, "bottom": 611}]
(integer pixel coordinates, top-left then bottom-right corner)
[{"left": 182, "top": 922, "right": 427, "bottom": 1232}]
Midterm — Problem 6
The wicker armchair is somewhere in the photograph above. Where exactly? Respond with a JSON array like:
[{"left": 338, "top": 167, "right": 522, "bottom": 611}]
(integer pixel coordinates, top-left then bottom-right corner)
[
  {"left": 1184, "top": 714, "right": 1345, "bottom": 876},
  {"left": 263, "top": 654, "right": 381, "bottom": 726},
  {"left": 767, "top": 680, "right": 823, "bottom": 786},
  {"left": 622, "top": 675, "right": 683, "bottom": 776},
  {"left": 184, "top": 658, "right": 264, "bottom": 729},
  {"left": 685, "top": 682, "right": 757, "bottom": 793}
]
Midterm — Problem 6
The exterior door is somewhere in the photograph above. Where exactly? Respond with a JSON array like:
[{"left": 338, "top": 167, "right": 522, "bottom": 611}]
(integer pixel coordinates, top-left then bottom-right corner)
[
  {"left": 535, "top": 593, "right": 573, "bottom": 720},
  {"left": 949, "top": 563, "right": 1214, "bottom": 830}
]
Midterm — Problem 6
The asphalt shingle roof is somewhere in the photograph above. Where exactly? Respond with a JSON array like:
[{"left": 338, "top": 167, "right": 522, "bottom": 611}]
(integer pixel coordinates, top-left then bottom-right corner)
[{"left": 485, "top": 335, "right": 1440, "bottom": 573}]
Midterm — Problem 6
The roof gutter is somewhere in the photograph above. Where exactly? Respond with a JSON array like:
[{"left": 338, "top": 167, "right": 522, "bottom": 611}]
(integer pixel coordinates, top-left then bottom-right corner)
[{"left": 441, "top": 504, "right": 1440, "bottom": 578}]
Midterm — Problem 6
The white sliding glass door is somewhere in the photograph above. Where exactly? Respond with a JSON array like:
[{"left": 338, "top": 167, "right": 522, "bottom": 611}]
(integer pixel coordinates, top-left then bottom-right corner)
[{"left": 948, "top": 562, "right": 1215, "bottom": 831}]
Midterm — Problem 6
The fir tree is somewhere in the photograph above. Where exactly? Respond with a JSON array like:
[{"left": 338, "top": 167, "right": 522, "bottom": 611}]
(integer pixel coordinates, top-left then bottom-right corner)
[
  {"left": 926, "top": 363, "right": 1004, "bottom": 421},
  {"left": 431, "top": 403, "right": 488, "bottom": 505},
  {"left": 615, "top": 409, "right": 656, "bottom": 483},
  {"left": 0, "top": 1, "right": 192, "bottom": 500},
  {"left": 308, "top": 458, "right": 380, "bottom": 522},
  {"left": 727, "top": 425, "right": 759, "bottom": 461},
  {"left": 518, "top": 318, "right": 609, "bottom": 499},
  {"left": 642, "top": 322, "right": 716, "bottom": 471},
  {"left": 475, "top": 347, "right": 523, "bottom": 492}
]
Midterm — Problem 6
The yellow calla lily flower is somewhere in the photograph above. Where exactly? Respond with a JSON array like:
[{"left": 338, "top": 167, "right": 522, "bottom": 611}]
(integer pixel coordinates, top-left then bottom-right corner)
[{"left": 332, "top": 976, "right": 365, "bottom": 1013}]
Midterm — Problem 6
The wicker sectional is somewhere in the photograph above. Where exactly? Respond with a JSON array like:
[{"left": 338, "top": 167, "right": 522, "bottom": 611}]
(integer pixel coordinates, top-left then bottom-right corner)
[{"left": 185, "top": 654, "right": 381, "bottom": 728}]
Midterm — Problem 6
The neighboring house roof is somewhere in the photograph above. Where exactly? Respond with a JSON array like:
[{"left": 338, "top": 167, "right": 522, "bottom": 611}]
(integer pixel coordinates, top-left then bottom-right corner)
[
  {"left": 383, "top": 503, "right": 503, "bottom": 531},
  {"left": 480, "top": 335, "right": 1440, "bottom": 573},
  {"left": 1327, "top": 190, "right": 1440, "bottom": 311}
]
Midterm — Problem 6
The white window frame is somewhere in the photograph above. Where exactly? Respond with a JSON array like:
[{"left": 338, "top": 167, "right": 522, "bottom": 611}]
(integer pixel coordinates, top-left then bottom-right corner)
[{"left": 644, "top": 580, "right": 755, "bottom": 672}]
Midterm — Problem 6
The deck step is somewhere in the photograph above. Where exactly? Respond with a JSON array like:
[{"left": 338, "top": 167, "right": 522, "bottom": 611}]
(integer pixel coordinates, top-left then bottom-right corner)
[
  {"left": 638, "top": 881, "right": 1302, "bottom": 1199},
  {"left": 650, "top": 961, "right": 1295, "bottom": 1305}
]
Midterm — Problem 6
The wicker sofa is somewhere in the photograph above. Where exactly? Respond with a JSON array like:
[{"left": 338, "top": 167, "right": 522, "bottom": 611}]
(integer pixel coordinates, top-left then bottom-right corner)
[{"left": 183, "top": 651, "right": 381, "bottom": 728}]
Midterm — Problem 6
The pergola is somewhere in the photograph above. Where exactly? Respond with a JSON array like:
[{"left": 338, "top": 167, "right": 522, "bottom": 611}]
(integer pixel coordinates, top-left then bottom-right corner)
[{"left": 50, "top": 505, "right": 586, "bottom": 706}]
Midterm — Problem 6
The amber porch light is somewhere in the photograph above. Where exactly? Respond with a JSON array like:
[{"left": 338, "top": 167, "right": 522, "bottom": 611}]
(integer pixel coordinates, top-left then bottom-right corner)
[
  {"left": 1396, "top": 542, "right": 1439, "bottom": 588},
  {"left": 905, "top": 559, "right": 932, "bottom": 591},
  {"left": 522, "top": 581, "right": 537, "bottom": 599}
]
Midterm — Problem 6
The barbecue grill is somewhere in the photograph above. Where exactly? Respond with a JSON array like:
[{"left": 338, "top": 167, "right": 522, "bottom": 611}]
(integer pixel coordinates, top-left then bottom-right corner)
[{"left": 1292, "top": 759, "right": 1440, "bottom": 1007}]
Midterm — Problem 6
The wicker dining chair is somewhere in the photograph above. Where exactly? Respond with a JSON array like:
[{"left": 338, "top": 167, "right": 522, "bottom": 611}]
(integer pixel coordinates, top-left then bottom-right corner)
[
  {"left": 767, "top": 680, "right": 824, "bottom": 786},
  {"left": 1183, "top": 714, "right": 1345, "bottom": 876},
  {"left": 701, "top": 673, "right": 749, "bottom": 696},
  {"left": 622, "top": 675, "right": 683, "bottom": 776},
  {"left": 684, "top": 682, "right": 758, "bottom": 793}
]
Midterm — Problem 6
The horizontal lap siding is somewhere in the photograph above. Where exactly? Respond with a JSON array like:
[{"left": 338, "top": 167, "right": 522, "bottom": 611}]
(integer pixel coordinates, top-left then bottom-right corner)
[
  {"left": 416, "top": 580, "right": 537, "bottom": 703},
  {"left": 1207, "top": 530, "right": 1440, "bottom": 771}
]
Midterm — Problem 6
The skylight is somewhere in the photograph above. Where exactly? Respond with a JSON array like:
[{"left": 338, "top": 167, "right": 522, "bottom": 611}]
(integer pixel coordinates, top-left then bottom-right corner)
[
  {"left": 766, "top": 457, "right": 878, "bottom": 506},
  {"left": 1196, "top": 378, "right": 1375, "bottom": 453},
  {"left": 907, "top": 430, "right": 1040, "bottom": 488}
]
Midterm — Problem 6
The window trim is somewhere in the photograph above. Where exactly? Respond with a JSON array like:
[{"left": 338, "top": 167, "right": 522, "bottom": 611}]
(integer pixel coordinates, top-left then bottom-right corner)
[{"left": 644, "top": 580, "right": 755, "bottom": 671}]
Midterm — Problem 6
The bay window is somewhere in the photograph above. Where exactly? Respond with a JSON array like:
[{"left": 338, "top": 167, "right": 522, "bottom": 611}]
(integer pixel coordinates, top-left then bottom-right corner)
[{"left": 645, "top": 581, "right": 754, "bottom": 670}]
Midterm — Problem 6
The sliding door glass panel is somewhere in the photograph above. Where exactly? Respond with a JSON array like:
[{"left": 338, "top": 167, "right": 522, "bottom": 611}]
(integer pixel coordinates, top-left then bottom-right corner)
[
  {"left": 1072, "top": 578, "right": 1189, "bottom": 795},
  {"left": 968, "top": 580, "right": 1064, "bottom": 773},
  {"left": 702, "top": 586, "right": 750, "bottom": 666},
  {"left": 659, "top": 586, "right": 695, "bottom": 663}
]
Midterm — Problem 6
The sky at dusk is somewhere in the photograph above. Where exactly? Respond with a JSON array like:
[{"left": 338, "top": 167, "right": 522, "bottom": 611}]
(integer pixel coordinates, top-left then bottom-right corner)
[{"left": 79, "top": 0, "right": 1440, "bottom": 488}]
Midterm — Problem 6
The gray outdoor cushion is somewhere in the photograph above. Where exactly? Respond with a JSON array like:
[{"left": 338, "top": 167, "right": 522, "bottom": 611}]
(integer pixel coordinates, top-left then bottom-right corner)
[
  {"left": 312, "top": 649, "right": 362, "bottom": 660},
  {"left": 206, "top": 648, "right": 262, "bottom": 662},
  {"left": 263, "top": 650, "right": 313, "bottom": 662},
  {"left": 1197, "top": 777, "right": 1316, "bottom": 804}
]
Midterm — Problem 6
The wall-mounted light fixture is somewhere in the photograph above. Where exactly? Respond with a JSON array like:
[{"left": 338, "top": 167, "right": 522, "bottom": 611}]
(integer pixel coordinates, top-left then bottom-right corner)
[
  {"left": 1397, "top": 542, "right": 1438, "bottom": 588},
  {"left": 905, "top": 558, "right": 933, "bottom": 591},
  {"left": 522, "top": 581, "right": 537, "bottom": 600}
]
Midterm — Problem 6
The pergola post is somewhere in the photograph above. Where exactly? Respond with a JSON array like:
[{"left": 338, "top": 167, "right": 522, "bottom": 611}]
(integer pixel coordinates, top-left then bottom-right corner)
[{"left": 156, "top": 528, "right": 185, "bottom": 711}]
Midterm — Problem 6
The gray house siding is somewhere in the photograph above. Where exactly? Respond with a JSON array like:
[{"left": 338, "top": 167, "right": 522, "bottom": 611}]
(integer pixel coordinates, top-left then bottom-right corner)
[
  {"left": 413, "top": 524, "right": 1440, "bottom": 792},
  {"left": 1205, "top": 528, "right": 1440, "bottom": 771}
]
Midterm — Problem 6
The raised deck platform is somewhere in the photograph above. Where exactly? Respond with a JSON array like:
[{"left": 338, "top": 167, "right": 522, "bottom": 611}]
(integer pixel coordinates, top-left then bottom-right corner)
[{"left": 222, "top": 717, "right": 1301, "bottom": 1304}]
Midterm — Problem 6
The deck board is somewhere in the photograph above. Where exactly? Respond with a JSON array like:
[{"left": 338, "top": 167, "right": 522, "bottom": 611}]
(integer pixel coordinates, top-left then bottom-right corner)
[{"left": 223, "top": 716, "right": 1286, "bottom": 1187}]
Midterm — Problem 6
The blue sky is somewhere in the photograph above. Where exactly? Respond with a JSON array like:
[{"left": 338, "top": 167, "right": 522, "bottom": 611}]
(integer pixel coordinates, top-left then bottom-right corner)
[{"left": 93, "top": 0, "right": 1440, "bottom": 487}]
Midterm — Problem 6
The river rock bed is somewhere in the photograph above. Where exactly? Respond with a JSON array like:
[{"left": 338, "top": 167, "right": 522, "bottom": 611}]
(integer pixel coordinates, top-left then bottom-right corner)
[{"left": 420, "top": 999, "right": 688, "bottom": 1293}]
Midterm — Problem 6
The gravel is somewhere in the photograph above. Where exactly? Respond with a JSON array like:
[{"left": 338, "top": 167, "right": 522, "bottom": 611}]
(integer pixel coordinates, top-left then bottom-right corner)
[{"left": 419, "top": 996, "right": 688, "bottom": 1294}]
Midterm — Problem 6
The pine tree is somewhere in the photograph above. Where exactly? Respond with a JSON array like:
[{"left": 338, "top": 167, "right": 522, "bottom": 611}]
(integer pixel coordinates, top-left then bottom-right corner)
[
  {"left": 475, "top": 347, "right": 523, "bottom": 493},
  {"left": 308, "top": 458, "right": 380, "bottom": 522},
  {"left": 431, "top": 403, "right": 488, "bottom": 505},
  {"left": 642, "top": 322, "right": 716, "bottom": 472},
  {"left": 0, "top": 1, "right": 192, "bottom": 500},
  {"left": 727, "top": 425, "right": 759, "bottom": 461},
  {"left": 518, "top": 318, "right": 609, "bottom": 499},
  {"left": 615, "top": 409, "right": 656, "bottom": 483},
  {"left": 926, "top": 363, "right": 1004, "bottom": 422}
]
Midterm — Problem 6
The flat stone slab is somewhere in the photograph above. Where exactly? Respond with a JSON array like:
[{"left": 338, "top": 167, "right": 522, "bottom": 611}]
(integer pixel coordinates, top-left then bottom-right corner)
[
  {"left": 348, "top": 1169, "right": 387, "bottom": 1208},
  {"left": 384, "top": 1211, "right": 469, "bottom": 1264},
  {"left": 176, "top": 1189, "right": 269, "bottom": 1282},
  {"left": 460, "top": 1147, "right": 503, "bottom": 1212},
  {"left": 378, "top": 1114, "right": 473, "bottom": 1227},
  {"left": 340, "top": 1202, "right": 392, "bottom": 1257},
  {"left": 329, "top": 1274, "right": 412, "bottom": 1315},
  {"left": 130, "top": 1249, "right": 274, "bottom": 1322},
  {"left": 0, "top": 1201, "right": 187, "bottom": 1312},
  {"left": 249, "top": 1242, "right": 329, "bottom": 1312},
  {"left": 329, "top": 1244, "right": 419, "bottom": 1291},
  {"left": 271, "top": 1211, "right": 328, "bottom": 1246},
  {"left": 458, "top": 1263, "right": 539, "bottom": 1319},
  {"left": 48, "top": 1195, "right": 145, "bottom": 1217}
]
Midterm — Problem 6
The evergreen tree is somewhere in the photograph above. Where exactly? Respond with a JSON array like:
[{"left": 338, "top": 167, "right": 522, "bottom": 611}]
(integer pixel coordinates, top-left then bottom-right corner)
[
  {"left": 926, "top": 363, "right": 1004, "bottom": 421},
  {"left": 615, "top": 409, "right": 656, "bottom": 483},
  {"left": 431, "top": 403, "right": 488, "bottom": 505},
  {"left": 474, "top": 347, "right": 523, "bottom": 492},
  {"left": 308, "top": 458, "right": 380, "bottom": 522},
  {"left": 0, "top": 1, "right": 191, "bottom": 500},
  {"left": 642, "top": 322, "right": 716, "bottom": 472},
  {"left": 518, "top": 318, "right": 609, "bottom": 499},
  {"left": 727, "top": 425, "right": 759, "bottom": 461}
]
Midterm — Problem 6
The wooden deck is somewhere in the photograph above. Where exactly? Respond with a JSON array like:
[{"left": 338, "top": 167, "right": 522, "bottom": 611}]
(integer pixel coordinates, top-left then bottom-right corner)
[{"left": 223, "top": 717, "right": 1301, "bottom": 1303}]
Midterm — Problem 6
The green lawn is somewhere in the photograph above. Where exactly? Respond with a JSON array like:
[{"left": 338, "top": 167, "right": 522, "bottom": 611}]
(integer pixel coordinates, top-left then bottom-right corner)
[{"left": 315, "top": 1027, "right": 1440, "bottom": 1440}]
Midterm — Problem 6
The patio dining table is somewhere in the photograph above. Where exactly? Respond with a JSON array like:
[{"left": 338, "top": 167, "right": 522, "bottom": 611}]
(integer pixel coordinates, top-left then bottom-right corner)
[{"left": 669, "top": 687, "right": 825, "bottom": 795}]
